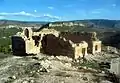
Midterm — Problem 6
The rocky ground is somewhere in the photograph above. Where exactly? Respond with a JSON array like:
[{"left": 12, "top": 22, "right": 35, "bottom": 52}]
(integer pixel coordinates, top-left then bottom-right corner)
[{"left": 0, "top": 47, "right": 120, "bottom": 83}]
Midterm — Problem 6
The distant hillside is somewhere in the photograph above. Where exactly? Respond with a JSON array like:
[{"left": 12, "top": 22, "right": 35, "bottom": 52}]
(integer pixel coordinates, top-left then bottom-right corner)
[
  {"left": 0, "top": 20, "right": 48, "bottom": 27},
  {"left": 1, "top": 19, "right": 120, "bottom": 28},
  {"left": 47, "top": 19, "right": 120, "bottom": 49},
  {"left": 1, "top": 19, "right": 120, "bottom": 52},
  {"left": 53, "top": 19, "right": 120, "bottom": 28}
]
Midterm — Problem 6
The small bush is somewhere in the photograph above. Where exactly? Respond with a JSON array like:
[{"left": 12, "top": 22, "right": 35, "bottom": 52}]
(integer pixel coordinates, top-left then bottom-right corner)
[
  {"left": 78, "top": 59, "right": 100, "bottom": 69},
  {"left": 0, "top": 45, "right": 12, "bottom": 54}
]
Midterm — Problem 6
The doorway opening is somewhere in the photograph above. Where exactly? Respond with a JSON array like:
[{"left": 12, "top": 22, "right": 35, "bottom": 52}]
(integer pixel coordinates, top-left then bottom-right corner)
[{"left": 95, "top": 45, "right": 98, "bottom": 51}]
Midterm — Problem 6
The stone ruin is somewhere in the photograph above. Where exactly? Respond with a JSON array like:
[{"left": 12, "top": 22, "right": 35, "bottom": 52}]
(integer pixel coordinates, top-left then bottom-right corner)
[{"left": 12, "top": 27, "right": 101, "bottom": 59}]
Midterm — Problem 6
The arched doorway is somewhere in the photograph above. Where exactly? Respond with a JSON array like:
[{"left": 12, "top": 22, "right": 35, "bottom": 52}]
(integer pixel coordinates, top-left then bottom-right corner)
[{"left": 95, "top": 45, "right": 98, "bottom": 51}]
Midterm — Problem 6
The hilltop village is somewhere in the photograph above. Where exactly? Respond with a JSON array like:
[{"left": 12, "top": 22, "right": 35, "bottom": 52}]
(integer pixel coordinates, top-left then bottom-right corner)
[{"left": 12, "top": 27, "right": 101, "bottom": 59}]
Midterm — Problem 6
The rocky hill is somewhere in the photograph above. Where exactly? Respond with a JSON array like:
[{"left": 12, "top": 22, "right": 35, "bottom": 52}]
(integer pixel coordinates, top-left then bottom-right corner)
[
  {"left": 0, "top": 20, "right": 47, "bottom": 27},
  {"left": 1, "top": 19, "right": 120, "bottom": 28},
  {"left": 1, "top": 19, "right": 120, "bottom": 49},
  {"left": 50, "top": 19, "right": 120, "bottom": 28}
]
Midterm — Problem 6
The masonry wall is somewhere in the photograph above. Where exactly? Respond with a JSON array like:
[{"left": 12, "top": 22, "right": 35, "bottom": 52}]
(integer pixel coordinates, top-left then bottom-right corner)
[
  {"left": 12, "top": 28, "right": 101, "bottom": 57},
  {"left": 60, "top": 32, "right": 97, "bottom": 42},
  {"left": 60, "top": 32, "right": 99, "bottom": 53},
  {"left": 41, "top": 34, "right": 75, "bottom": 58},
  {"left": 74, "top": 42, "right": 88, "bottom": 59},
  {"left": 92, "top": 41, "right": 101, "bottom": 54},
  {"left": 25, "top": 39, "right": 41, "bottom": 54},
  {"left": 12, "top": 36, "right": 26, "bottom": 55}
]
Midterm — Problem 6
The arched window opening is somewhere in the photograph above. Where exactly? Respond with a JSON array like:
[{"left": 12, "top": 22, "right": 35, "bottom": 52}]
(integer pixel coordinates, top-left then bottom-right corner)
[{"left": 25, "top": 29, "right": 29, "bottom": 38}]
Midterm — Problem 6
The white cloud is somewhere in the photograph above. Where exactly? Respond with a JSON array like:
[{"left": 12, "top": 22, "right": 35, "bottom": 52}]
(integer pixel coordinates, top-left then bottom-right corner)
[
  {"left": 90, "top": 9, "right": 109, "bottom": 14},
  {"left": 0, "top": 11, "right": 35, "bottom": 17},
  {"left": 0, "top": 11, "right": 62, "bottom": 21},
  {"left": 43, "top": 14, "right": 61, "bottom": 19},
  {"left": 0, "top": 16, "right": 5, "bottom": 19},
  {"left": 48, "top": 7, "right": 54, "bottom": 10},
  {"left": 34, "top": 10, "right": 37, "bottom": 12},
  {"left": 112, "top": 4, "right": 116, "bottom": 7}
]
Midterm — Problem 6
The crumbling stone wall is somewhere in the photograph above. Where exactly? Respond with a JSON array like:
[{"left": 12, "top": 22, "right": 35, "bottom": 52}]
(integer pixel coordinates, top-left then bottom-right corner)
[
  {"left": 60, "top": 32, "right": 97, "bottom": 43},
  {"left": 41, "top": 34, "right": 75, "bottom": 58},
  {"left": 12, "top": 36, "right": 26, "bottom": 55},
  {"left": 12, "top": 28, "right": 41, "bottom": 55},
  {"left": 110, "top": 58, "right": 120, "bottom": 77},
  {"left": 12, "top": 27, "right": 101, "bottom": 58},
  {"left": 74, "top": 41, "right": 88, "bottom": 59},
  {"left": 92, "top": 41, "right": 101, "bottom": 54},
  {"left": 60, "top": 32, "right": 101, "bottom": 54},
  {"left": 41, "top": 34, "right": 88, "bottom": 59}
]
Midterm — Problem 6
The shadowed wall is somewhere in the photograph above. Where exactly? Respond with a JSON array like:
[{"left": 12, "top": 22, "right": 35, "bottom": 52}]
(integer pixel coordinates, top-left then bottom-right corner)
[
  {"left": 12, "top": 36, "right": 26, "bottom": 55},
  {"left": 41, "top": 34, "right": 74, "bottom": 58},
  {"left": 60, "top": 32, "right": 98, "bottom": 53}
]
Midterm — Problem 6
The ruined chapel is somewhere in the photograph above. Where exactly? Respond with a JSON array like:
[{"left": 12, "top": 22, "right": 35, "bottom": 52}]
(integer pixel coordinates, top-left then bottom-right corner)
[{"left": 12, "top": 27, "right": 101, "bottom": 59}]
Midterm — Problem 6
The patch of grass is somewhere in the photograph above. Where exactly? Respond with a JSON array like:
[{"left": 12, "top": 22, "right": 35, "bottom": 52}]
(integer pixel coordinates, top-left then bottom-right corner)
[
  {"left": 74, "top": 58, "right": 100, "bottom": 70},
  {"left": 80, "top": 61, "right": 99, "bottom": 69}
]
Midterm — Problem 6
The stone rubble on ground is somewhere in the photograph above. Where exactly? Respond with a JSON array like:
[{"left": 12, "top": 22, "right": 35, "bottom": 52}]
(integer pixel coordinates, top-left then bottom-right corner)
[
  {"left": 100, "top": 80, "right": 113, "bottom": 83},
  {"left": 0, "top": 50, "right": 119, "bottom": 83}
]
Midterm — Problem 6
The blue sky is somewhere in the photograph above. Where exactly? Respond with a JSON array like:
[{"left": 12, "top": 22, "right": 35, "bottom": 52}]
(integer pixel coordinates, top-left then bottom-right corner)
[{"left": 0, "top": 0, "right": 120, "bottom": 21}]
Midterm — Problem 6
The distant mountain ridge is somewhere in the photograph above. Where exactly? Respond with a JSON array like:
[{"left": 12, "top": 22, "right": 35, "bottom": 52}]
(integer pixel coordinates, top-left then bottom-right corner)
[
  {"left": 1, "top": 19, "right": 120, "bottom": 28},
  {"left": 54, "top": 19, "right": 120, "bottom": 28},
  {"left": 0, "top": 19, "right": 48, "bottom": 27},
  {"left": 1, "top": 19, "right": 120, "bottom": 48}
]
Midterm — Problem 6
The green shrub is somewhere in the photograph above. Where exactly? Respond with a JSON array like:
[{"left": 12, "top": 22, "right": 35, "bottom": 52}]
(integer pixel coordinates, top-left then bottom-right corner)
[
  {"left": 0, "top": 45, "right": 12, "bottom": 54},
  {"left": 0, "top": 27, "right": 21, "bottom": 54}
]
